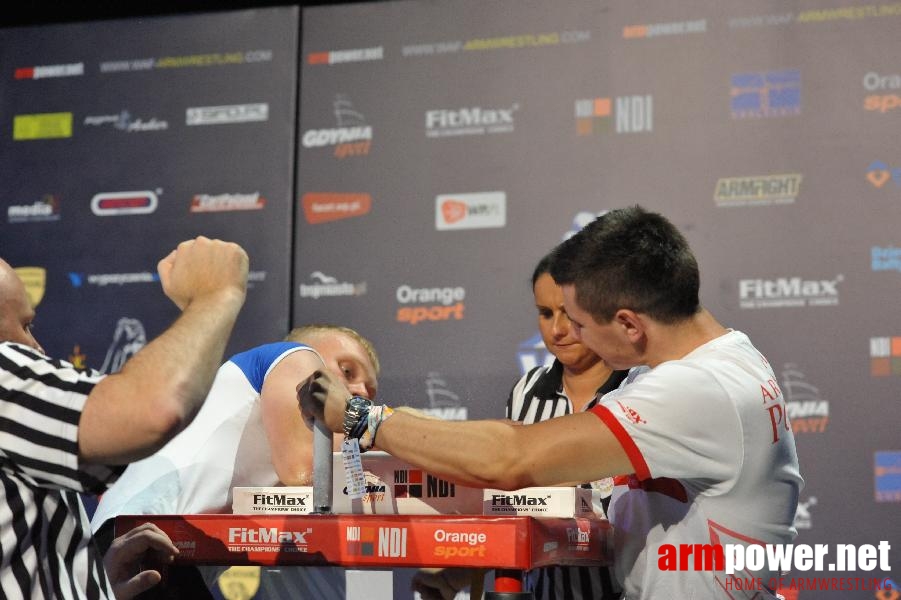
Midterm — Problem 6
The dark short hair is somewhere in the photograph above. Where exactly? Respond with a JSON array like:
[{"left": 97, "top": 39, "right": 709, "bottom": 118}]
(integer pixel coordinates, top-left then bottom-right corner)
[
  {"left": 531, "top": 252, "right": 554, "bottom": 289},
  {"left": 549, "top": 205, "right": 700, "bottom": 323}
]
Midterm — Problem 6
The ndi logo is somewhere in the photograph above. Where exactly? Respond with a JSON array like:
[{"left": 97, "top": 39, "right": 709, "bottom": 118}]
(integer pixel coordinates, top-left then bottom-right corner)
[{"left": 575, "top": 95, "right": 653, "bottom": 135}]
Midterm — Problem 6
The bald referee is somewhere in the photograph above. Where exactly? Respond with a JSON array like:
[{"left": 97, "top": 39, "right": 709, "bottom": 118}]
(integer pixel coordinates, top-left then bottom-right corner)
[{"left": 0, "top": 237, "right": 248, "bottom": 600}]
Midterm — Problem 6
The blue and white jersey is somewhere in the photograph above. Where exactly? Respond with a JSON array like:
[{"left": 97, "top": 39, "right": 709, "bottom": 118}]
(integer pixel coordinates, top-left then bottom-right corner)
[{"left": 91, "top": 342, "right": 319, "bottom": 528}]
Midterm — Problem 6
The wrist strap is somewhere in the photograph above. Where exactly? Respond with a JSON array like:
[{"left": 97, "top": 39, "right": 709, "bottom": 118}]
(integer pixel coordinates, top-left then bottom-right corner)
[{"left": 360, "top": 405, "right": 395, "bottom": 451}]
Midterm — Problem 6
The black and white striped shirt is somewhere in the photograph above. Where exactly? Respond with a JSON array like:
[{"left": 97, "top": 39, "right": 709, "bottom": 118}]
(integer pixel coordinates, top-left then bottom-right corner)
[
  {"left": 506, "top": 359, "right": 628, "bottom": 600},
  {"left": 1, "top": 342, "right": 122, "bottom": 600}
]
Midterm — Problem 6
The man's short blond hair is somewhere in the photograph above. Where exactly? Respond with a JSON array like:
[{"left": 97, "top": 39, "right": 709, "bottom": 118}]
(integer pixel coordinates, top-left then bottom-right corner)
[{"left": 285, "top": 324, "right": 380, "bottom": 376}]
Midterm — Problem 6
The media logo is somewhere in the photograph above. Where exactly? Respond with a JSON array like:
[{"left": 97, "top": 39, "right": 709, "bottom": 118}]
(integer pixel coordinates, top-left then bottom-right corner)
[
  {"left": 867, "top": 161, "right": 901, "bottom": 188},
  {"left": 298, "top": 271, "right": 366, "bottom": 299},
  {"left": 7, "top": 195, "right": 61, "bottom": 223},
  {"left": 418, "top": 372, "right": 467, "bottom": 420},
  {"left": 870, "top": 336, "right": 901, "bottom": 376},
  {"left": 14, "top": 62, "right": 84, "bottom": 80},
  {"left": 872, "top": 246, "right": 901, "bottom": 272},
  {"left": 793, "top": 496, "right": 817, "bottom": 530},
  {"left": 302, "top": 94, "right": 371, "bottom": 158},
  {"left": 425, "top": 104, "right": 518, "bottom": 138},
  {"left": 435, "top": 191, "right": 506, "bottom": 230},
  {"left": 714, "top": 174, "right": 802, "bottom": 207},
  {"left": 345, "top": 526, "right": 407, "bottom": 557},
  {"left": 516, "top": 332, "right": 555, "bottom": 375},
  {"left": 575, "top": 95, "right": 653, "bottom": 135},
  {"left": 13, "top": 112, "right": 73, "bottom": 140},
  {"left": 83, "top": 110, "right": 168, "bottom": 132},
  {"left": 396, "top": 284, "right": 466, "bottom": 325},
  {"left": 91, "top": 191, "right": 158, "bottom": 216},
  {"left": 301, "top": 192, "right": 371, "bottom": 224},
  {"left": 731, "top": 69, "right": 801, "bottom": 118},
  {"left": 101, "top": 318, "right": 147, "bottom": 374},
  {"left": 738, "top": 275, "right": 843, "bottom": 309},
  {"left": 307, "top": 46, "right": 384, "bottom": 66},
  {"left": 623, "top": 19, "right": 706, "bottom": 38},
  {"left": 875, "top": 451, "right": 901, "bottom": 502},
  {"left": 186, "top": 103, "right": 268, "bottom": 126},
  {"left": 190, "top": 192, "right": 265, "bottom": 213},
  {"left": 781, "top": 363, "right": 829, "bottom": 434},
  {"left": 863, "top": 71, "right": 901, "bottom": 113},
  {"left": 13, "top": 267, "right": 45, "bottom": 308}
]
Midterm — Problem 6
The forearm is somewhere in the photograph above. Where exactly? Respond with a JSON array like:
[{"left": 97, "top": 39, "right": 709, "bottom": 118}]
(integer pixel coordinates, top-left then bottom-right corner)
[
  {"left": 374, "top": 412, "right": 536, "bottom": 490},
  {"left": 79, "top": 291, "right": 244, "bottom": 463}
]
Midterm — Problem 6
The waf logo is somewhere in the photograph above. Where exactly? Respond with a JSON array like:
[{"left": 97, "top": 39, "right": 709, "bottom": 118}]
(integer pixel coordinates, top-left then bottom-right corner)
[
  {"left": 346, "top": 526, "right": 407, "bottom": 557},
  {"left": 867, "top": 161, "right": 901, "bottom": 188},
  {"left": 91, "top": 191, "right": 158, "bottom": 216}
]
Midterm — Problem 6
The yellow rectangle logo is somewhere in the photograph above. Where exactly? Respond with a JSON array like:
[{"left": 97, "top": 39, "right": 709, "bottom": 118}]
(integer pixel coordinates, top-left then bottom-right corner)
[{"left": 13, "top": 112, "right": 73, "bottom": 140}]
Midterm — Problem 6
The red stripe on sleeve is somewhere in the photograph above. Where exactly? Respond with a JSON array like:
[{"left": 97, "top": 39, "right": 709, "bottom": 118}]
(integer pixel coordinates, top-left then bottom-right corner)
[{"left": 589, "top": 404, "right": 651, "bottom": 480}]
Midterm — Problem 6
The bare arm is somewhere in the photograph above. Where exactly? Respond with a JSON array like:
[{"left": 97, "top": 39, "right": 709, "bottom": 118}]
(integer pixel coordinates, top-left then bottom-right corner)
[
  {"left": 79, "top": 237, "right": 248, "bottom": 464},
  {"left": 261, "top": 349, "right": 328, "bottom": 485},
  {"left": 299, "top": 369, "right": 633, "bottom": 490}
]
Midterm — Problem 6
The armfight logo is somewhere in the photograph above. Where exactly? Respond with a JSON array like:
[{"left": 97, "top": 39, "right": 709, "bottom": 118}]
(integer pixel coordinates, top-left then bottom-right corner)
[
  {"left": 516, "top": 332, "right": 555, "bottom": 375},
  {"left": 867, "top": 161, "right": 901, "bottom": 189},
  {"left": 714, "top": 173, "right": 802, "bottom": 207}
]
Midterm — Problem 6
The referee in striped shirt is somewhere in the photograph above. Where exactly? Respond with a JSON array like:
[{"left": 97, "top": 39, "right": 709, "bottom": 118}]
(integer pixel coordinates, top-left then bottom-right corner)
[
  {"left": 0, "top": 238, "right": 248, "bottom": 600},
  {"left": 506, "top": 253, "right": 628, "bottom": 600}
]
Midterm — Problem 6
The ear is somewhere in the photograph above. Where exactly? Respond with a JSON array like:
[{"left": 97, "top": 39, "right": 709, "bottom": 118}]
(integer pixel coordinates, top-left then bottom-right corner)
[{"left": 613, "top": 309, "right": 645, "bottom": 342}]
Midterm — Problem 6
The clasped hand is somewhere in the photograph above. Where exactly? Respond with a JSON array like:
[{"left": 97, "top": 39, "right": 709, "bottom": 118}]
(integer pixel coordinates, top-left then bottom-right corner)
[{"left": 297, "top": 369, "right": 351, "bottom": 433}]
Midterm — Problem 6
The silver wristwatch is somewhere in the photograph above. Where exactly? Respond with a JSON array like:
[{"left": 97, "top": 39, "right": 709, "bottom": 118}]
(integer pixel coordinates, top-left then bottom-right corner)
[{"left": 343, "top": 395, "right": 372, "bottom": 438}]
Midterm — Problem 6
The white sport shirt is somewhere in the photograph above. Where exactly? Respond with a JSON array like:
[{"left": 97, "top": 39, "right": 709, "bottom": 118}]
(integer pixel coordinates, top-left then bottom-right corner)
[{"left": 589, "top": 330, "right": 803, "bottom": 599}]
